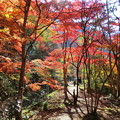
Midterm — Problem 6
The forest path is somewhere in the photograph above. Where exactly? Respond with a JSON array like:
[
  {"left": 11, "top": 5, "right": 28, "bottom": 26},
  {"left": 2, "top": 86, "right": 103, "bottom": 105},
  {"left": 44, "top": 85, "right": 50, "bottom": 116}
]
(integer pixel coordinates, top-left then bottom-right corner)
[
  {"left": 46, "top": 83, "right": 85, "bottom": 120},
  {"left": 30, "top": 82, "right": 120, "bottom": 120},
  {"left": 31, "top": 82, "right": 85, "bottom": 120}
]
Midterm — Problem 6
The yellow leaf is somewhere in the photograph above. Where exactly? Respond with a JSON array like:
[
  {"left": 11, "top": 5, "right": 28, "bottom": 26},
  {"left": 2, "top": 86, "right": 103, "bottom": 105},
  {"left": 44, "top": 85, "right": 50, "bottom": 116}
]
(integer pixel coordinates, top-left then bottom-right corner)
[{"left": 5, "top": 14, "right": 10, "bottom": 18}]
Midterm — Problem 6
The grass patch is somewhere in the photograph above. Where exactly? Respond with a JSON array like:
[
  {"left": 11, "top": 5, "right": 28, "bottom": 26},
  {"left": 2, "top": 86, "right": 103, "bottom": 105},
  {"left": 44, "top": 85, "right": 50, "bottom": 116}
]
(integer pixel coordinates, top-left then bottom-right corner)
[{"left": 46, "top": 90, "right": 65, "bottom": 110}]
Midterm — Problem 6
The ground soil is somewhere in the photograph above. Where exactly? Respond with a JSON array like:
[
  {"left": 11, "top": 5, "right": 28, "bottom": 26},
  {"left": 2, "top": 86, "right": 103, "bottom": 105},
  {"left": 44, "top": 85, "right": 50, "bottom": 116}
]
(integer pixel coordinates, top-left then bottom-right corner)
[{"left": 30, "top": 83, "right": 120, "bottom": 120}]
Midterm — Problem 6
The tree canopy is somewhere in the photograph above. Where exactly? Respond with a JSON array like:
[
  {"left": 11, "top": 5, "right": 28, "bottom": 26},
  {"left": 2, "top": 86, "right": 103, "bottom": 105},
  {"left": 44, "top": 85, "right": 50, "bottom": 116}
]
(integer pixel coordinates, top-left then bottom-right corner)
[{"left": 0, "top": 0, "right": 120, "bottom": 120}]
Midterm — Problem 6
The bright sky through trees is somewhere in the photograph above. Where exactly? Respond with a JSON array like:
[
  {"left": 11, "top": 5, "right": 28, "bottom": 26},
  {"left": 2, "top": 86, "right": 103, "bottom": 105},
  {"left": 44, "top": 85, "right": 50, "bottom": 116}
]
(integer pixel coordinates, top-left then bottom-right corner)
[{"left": 57, "top": 0, "right": 120, "bottom": 17}]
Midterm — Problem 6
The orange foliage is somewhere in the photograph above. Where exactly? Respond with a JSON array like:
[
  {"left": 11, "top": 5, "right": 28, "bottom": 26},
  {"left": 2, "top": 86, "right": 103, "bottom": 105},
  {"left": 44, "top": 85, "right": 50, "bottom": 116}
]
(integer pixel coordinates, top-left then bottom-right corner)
[{"left": 28, "top": 83, "right": 41, "bottom": 91}]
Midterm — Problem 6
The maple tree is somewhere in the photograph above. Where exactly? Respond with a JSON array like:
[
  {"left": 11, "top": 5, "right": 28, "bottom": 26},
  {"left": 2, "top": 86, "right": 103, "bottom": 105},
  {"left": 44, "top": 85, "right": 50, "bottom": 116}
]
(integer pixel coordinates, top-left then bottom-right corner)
[
  {"left": 0, "top": 0, "right": 66, "bottom": 119},
  {"left": 45, "top": 0, "right": 119, "bottom": 115},
  {"left": 48, "top": 0, "right": 108, "bottom": 105},
  {"left": 99, "top": 0, "right": 120, "bottom": 97}
]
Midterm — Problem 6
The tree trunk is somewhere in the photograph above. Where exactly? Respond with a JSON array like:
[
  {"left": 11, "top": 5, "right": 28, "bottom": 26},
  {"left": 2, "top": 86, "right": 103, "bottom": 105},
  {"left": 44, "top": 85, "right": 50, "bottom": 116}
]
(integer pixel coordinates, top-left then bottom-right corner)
[
  {"left": 74, "top": 67, "right": 79, "bottom": 105},
  {"left": 116, "top": 56, "right": 120, "bottom": 97},
  {"left": 63, "top": 66, "right": 69, "bottom": 103},
  {"left": 15, "top": 45, "right": 26, "bottom": 120},
  {"left": 15, "top": 1, "right": 31, "bottom": 119}
]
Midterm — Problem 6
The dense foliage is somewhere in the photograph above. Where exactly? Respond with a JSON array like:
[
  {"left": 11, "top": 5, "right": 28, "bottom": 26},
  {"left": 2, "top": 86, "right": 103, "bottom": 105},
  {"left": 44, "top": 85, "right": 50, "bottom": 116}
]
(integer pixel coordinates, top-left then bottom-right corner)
[{"left": 0, "top": 0, "right": 120, "bottom": 119}]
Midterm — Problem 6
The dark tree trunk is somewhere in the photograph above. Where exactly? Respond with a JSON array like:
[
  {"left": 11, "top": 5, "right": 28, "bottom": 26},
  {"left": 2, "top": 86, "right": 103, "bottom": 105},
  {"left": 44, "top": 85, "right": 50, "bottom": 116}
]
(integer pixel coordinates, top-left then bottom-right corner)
[
  {"left": 116, "top": 56, "right": 120, "bottom": 97},
  {"left": 15, "top": 1, "right": 31, "bottom": 119},
  {"left": 15, "top": 45, "right": 26, "bottom": 120}
]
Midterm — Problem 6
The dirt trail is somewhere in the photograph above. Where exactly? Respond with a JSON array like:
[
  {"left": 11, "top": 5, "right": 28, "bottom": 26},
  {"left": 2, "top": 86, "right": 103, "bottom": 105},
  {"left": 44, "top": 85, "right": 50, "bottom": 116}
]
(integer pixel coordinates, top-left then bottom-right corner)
[
  {"left": 30, "top": 83, "right": 120, "bottom": 120},
  {"left": 31, "top": 83, "right": 84, "bottom": 120},
  {"left": 46, "top": 84, "right": 84, "bottom": 120}
]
